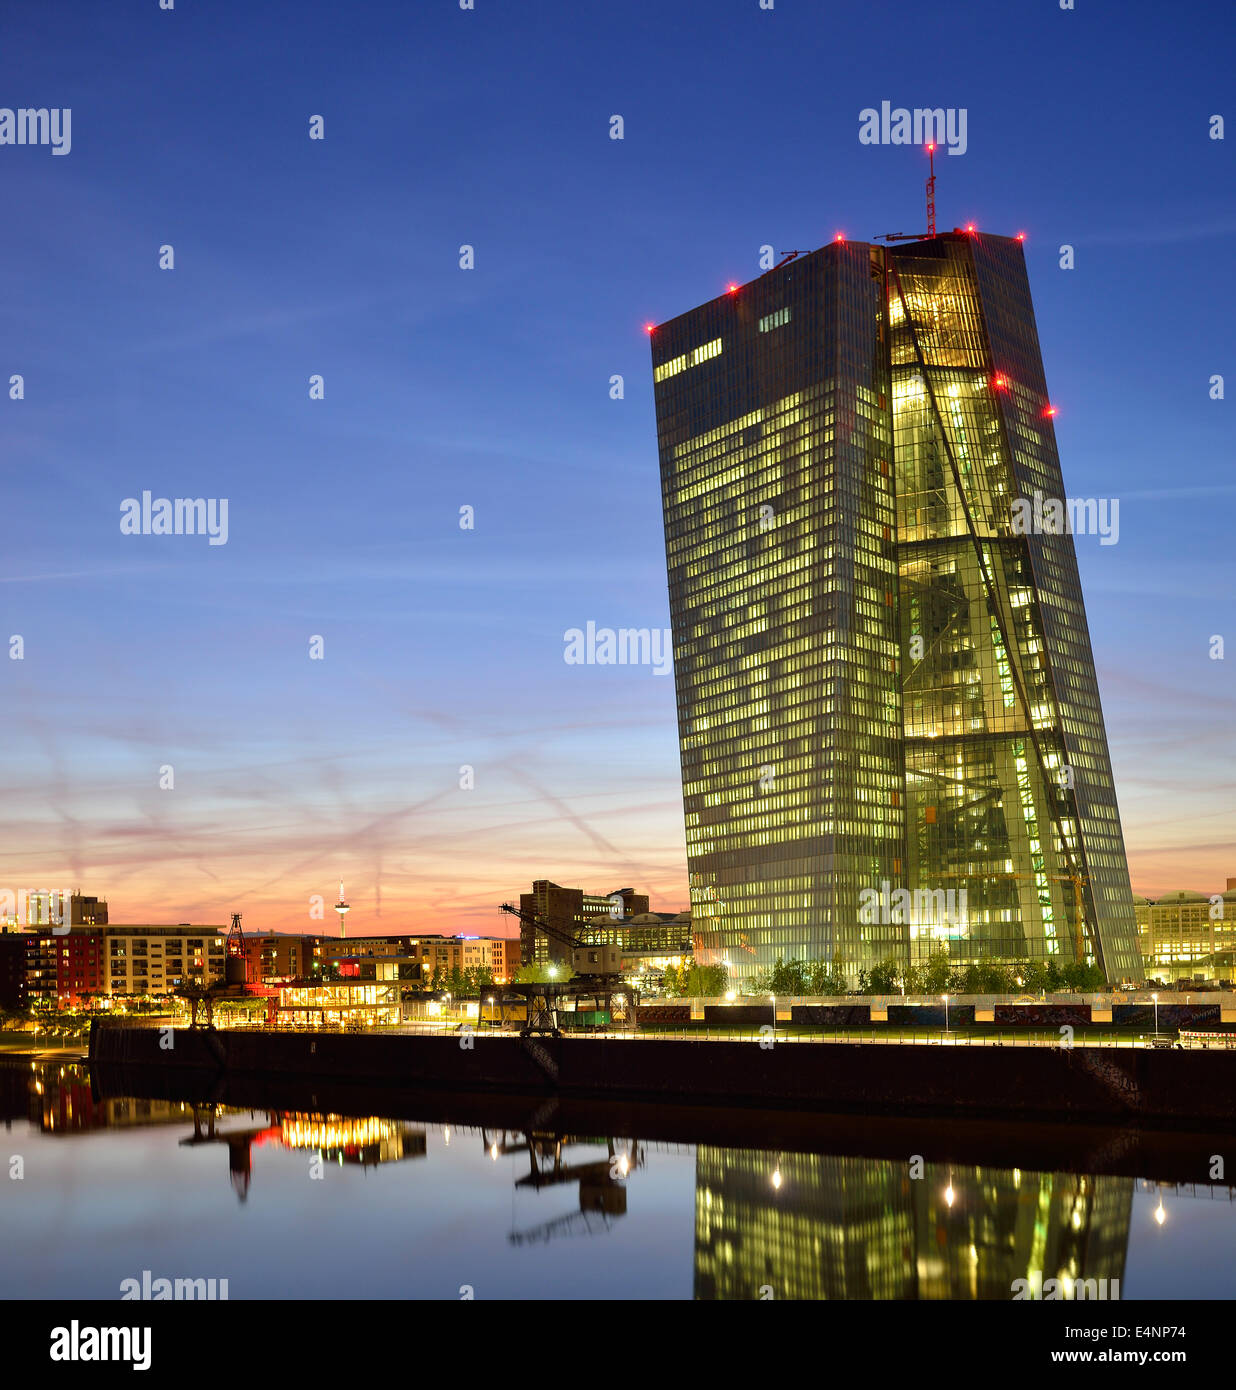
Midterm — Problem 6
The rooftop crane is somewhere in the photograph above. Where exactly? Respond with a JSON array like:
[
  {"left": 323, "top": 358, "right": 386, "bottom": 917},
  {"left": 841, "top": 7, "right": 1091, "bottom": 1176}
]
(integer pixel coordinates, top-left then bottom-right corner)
[{"left": 876, "top": 142, "right": 939, "bottom": 242}]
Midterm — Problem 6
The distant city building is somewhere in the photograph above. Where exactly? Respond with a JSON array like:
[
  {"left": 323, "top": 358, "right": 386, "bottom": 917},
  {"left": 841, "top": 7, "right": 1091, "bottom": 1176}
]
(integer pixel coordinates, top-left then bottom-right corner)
[
  {"left": 103, "top": 925, "right": 227, "bottom": 997},
  {"left": 1136, "top": 879, "right": 1236, "bottom": 983},
  {"left": 1, "top": 917, "right": 523, "bottom": 1007},
  {"left": 243, "top": 933, "right": 314, "bottom": 984},
  {"left": 577, "top": 910, "right": 694, "bottom": 982},
  {"left": 518, "top": 881, "right": 651, "bottom": 966},
  {"left": 652, "top": 230, "right": 1140, "bottom": 985},
  {"left": 318, "top": 933, "right": 521, "bottom": 984},
  {"left": 33, "top": 929, "right": 104, "bottom": 1004},
  {"left": 1, "top": 891, "right": 108, "bottom": 929},
  {"left": 0, "top": 923, "right": 227, "bottom": 1006},
  {"left": 70, "top": 894, "right": 108, "bottom": 925}
]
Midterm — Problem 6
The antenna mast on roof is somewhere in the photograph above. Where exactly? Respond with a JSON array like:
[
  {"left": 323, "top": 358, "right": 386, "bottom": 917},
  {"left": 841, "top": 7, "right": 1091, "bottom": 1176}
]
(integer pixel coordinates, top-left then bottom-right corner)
[
  {"left": 875, "top": 145, "right": 939, "bottom": 243},
  {"left": 925, "top": 141, "right": 937, "bottom": 237}
]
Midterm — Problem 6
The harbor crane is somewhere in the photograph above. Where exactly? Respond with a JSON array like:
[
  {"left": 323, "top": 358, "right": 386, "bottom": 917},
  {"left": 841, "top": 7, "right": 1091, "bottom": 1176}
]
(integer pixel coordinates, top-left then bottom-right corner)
[{"left": 498, "top": 902, "right": 637, "bottom": 1038}]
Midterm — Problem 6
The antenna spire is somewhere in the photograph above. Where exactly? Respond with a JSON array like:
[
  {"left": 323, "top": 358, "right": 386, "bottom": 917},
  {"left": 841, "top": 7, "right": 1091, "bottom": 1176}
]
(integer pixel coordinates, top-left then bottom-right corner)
[{"left": 334, "top": 881, "right": 351, "bottom": 939}]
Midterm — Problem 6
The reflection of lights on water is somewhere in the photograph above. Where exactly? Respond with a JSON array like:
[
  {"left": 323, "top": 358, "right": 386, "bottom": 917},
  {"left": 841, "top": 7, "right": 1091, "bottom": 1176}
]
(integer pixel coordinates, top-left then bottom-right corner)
[
  {"left": 444, "top": 1127, "right": 450, "bottom": 1146},
  {"left": 1155, "top": 1198, "right": 1166, "bottom": 1226},
  {"left": 617, "top": 1153, "right": 630, "bottom": 1177},
  {"left": 279, "top": 1115, "right": 394, "bottom": 1150},
  {"left": 771, "top": 1168, "right": 782, "bottom": 1190},
  {"left": 490, "top": 1144, "right": 498, "bottom": 1161},
  {"left": 944, "top": 1182, "right": 955, "bottom": 1208}
]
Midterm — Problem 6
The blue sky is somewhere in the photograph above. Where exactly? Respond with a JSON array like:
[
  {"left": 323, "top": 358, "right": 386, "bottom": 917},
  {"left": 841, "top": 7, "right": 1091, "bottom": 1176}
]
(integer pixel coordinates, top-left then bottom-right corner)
[{"left": 1, "top": 0, "right": 1233, "bottom": 932}]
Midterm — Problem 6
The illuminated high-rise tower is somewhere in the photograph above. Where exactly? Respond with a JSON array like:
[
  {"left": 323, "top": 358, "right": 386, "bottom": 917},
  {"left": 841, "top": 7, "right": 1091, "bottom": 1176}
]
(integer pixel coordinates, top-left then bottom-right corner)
[
  {"left": 651, "top": 230, "right": 1140, "bottom": 985},
  {"left": 334, "top": 881, "right": 350, "bottom": 939}
]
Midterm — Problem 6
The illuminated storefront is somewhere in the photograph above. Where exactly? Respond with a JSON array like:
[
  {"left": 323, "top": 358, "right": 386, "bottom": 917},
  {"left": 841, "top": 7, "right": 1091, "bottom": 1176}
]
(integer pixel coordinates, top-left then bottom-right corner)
[{"left": 276, "top": 975, "right": 400, "bottom": 1028}]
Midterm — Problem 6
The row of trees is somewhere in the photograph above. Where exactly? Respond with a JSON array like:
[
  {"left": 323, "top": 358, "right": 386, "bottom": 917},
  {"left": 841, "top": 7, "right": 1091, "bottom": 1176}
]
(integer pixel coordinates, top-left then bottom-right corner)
[
  {"left": 751, "top": 957, "right": 849, "bottom": 996},
  {"left": 661, "top": 963, "right": 729, "bottom": 998},
  {"left": 858, "top": 951, "right": 1107, "bottom": 996},
  {"left": 504, "top": 952, "right": 1103, "bottom": 999},
  {"left": 736, "top": 951, "right": 1106, "bottom": 997}
]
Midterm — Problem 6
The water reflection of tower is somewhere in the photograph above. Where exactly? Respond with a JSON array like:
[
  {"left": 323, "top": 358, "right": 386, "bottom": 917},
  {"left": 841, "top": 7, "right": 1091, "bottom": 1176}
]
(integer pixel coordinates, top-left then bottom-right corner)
[
  {"left": 693, "top": 1148, "right": 1132, "bottom": 1300},
  {"left": 334, "top": 882, "right": 350, "bottom": 940}
]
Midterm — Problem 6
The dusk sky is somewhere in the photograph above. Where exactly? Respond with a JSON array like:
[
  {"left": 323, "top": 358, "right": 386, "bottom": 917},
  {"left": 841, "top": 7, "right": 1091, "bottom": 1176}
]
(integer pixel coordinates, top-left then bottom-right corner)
[{"left": 2, "top": 0, "right": 1233, "bottom": 936}]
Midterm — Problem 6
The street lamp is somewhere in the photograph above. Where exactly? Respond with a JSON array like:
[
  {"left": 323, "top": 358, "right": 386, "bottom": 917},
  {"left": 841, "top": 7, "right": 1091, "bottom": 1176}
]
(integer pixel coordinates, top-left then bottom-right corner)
[
  {"left": 770, "top": 993, "right": 776, "bottom": 1041},
  {"left": 943, "top": 993, "right": 950, "bottom": 1034},
  {"left": 487, "top": 995, "right": 495, "bottom": 1030},
  {"left": 1152, "top": 991, "right": 1159, "bottom": 1035}
]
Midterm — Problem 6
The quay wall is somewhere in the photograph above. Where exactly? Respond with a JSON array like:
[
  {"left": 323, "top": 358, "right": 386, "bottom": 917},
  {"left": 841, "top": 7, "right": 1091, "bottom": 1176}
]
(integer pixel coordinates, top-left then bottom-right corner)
[{"left": 90, "top": 1021, "right": 1236, "bottom": 1127}]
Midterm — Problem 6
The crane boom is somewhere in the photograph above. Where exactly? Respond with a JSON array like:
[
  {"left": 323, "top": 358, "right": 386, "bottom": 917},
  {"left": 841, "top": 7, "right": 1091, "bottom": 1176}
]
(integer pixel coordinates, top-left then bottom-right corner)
[{"left": 499, "top": 902, "right": 584, "bottom": 951}]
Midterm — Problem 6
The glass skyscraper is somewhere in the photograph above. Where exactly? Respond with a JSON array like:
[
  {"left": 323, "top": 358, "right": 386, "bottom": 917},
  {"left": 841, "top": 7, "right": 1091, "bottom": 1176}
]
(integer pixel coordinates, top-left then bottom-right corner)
[{"left": 651, "top": 230, "right": 1140, "bottom": 984}]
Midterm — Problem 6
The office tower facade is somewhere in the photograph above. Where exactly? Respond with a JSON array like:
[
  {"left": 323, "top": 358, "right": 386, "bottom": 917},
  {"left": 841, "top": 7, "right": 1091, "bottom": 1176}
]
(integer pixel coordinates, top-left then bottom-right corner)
[{"left": 651, "top": 230, "right": 1140, "bottom": 984}]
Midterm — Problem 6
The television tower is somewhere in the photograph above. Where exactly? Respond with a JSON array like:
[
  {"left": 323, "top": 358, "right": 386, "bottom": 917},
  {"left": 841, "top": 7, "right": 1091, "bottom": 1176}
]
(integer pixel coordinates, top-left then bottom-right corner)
[{"left": 334, "top": 881, "right": 350, "bottom": 939}]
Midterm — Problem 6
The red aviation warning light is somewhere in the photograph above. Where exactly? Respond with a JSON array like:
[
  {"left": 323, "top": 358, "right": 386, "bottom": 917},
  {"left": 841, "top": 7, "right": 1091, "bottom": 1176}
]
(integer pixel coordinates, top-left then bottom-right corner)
[
  {"left": 834, "top": 232, "right": 845, "bottom": 242},
  {"left": 1043, "top": 404, "right": 1059, "bottom": 418},
  {"left": 991, "top": 374, "right": 1009, "bottom": 391},
  {"left": 726, "top": 283, "right": 739, "bottom": 294},
  {"left": 965, "top": 222, "right": 976, "bottom": 234},
  {"left": 1016, "top": 232, "right": 1026, "bottom": 242},
  {"left": 643, "top": 323, "right": 655, "bottom": 335}
]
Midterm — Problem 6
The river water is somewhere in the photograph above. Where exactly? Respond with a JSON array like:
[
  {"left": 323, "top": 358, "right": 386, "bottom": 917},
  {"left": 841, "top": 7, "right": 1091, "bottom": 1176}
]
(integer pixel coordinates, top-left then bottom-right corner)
[{"left": 2, "top": 1058, "right": 1233, "bottom": 1301}]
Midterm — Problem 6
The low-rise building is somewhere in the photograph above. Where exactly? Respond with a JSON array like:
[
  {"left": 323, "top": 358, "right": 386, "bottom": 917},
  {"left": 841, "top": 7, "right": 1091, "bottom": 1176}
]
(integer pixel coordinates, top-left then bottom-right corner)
[
  {"left": 276, "top": 970, "right": 400, "bottom": 1029},
  {"left": 1136, "top": 880, "right": 1236, "bottom": 984},
  {"left": 596, "top": 911, "right": 694, "bottom": 983}
]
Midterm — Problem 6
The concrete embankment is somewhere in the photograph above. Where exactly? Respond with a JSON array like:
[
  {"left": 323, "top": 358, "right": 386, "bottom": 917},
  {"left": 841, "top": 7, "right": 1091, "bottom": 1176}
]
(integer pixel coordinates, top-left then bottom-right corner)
[{"left": 89, "top": 1021, "right": 1236, "bottom": 1128}]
